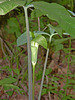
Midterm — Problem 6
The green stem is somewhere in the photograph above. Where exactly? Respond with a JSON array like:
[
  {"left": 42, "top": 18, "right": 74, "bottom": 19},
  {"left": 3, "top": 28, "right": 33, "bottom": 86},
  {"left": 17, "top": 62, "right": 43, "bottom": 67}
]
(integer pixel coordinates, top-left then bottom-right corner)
[
  {"left": 33, "top": 64, "right": 35, "bottom": 100},
  {"left": 71, "top": 0, "right": 73, "bottom": 11},
  {"left": 38, "top": 48, "right": 49, "bottom": 100},
  {"left": 38, "top": 34, "right": 57, "bottom": 100},
  {"left": 23, "top": 6, "right": 32, "bottom": 100}
]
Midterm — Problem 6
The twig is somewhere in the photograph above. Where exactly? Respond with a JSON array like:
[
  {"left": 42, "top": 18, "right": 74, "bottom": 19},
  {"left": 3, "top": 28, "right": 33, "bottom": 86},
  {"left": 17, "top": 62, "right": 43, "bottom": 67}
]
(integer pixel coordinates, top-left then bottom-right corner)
[
  {"left": 42, "top": 26, "right": 47, "bottom": 31},
  {"left": 38, "top": 17, "right": 40, "bottom": 31}
]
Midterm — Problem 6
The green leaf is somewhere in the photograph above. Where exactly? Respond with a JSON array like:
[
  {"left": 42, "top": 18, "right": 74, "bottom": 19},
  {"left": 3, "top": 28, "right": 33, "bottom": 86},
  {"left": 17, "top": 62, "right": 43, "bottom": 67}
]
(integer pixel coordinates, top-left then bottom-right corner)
[
  {"left": 17, "top": 31, "right": 37, "bottom": 46},
  {"left": 52, "top": 77, "right": 59, "bottom": 81},
  {"left": 17, "top": 31, "right": 48, "bottom": 47},
  {"left": 17, "top": 32, "right": 27, "bottom": 46},
  {"left": 0, "top": 76, "right": 17, "bottom": 85},
  {"left": 36, "top": 69, "right": 42, "bottom": 80},
  {"left": 54, "top": 44, "right": 63, "bottom": 52},
  {"left": 60, "top": 0, "right": 70, "bottom": 5},
  {"left": 54, "top": 37, "right": 72, "bottom": 45},
  {"left": 32, "top": 35, "right": 47, "bottom": 49},
  {"left": 3, "top": 66, "right": 12, "bottom": 72},
  {"left": 13, "top": 68, "right": 20, "bottom": 75},
  {"left": 62, "top": 95, "right": 74, "bottom": 100},
  {"left": 48, "top": 24, "right": 63, "bottom": 36},
  {"left": 6, "top": 91, "right": 13, "bottom": 96},
  {"left": 0, "top": 0, "right": 25, "bottom": 15},
  {"left": 26, "top": 0, "right": 32, "bottom": 5},
  {"left": 32, "top": 1, "right": 75, "bottom": 37},
  {"left": 3, "top": 84, "right": 20, "bottom": 90},
  {"left": 45, "top": 68, "right": 52, "bottom": 75},
  {"left": 49, "top": 26, "right": 55, "bottom": 35},
  {"left": 6, "top": 17, "right": 21, "bottom": 38},
  {"left": 68, "top": 74, "right": 75, "bottom": 78},
  {"left": 42, "top": 88, "right": 48, "bottom": 95},
  {"left": 31, "top": 9, "right": 43, "bottom": 18},
  {"left": 0, "top": 0, "right": 6, "bottom": 4}
]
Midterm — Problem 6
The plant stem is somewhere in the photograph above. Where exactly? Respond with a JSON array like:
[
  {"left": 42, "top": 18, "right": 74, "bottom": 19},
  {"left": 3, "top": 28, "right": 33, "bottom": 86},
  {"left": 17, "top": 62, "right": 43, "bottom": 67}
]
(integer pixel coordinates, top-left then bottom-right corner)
[
  {"left": 71, "top": 0, "right": 73, "bottom": 11},
  {"left": 65, "top": 39, "right": 71, "bottom": 96},
  {"left": 38, "top": 17, "right": 40, "bottom": 31},
  {"left": 38, "top": 48, "right": 49, "bottom": 100},
  {"left": 38, "top": 34, "right": 57, "bottom": 100},
  {"left": 23, "top": 6, "right": 32, "bottom": 100},
  {"left": 33, "top": 64, "right": 35, "bottom": 100}
]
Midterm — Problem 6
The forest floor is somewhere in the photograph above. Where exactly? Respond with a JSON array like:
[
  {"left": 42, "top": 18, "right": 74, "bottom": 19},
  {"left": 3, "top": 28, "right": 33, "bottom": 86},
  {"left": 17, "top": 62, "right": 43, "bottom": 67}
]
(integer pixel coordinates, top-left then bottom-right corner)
[{"left": 0, "top": 38, "right": 75, "bottom": 100}]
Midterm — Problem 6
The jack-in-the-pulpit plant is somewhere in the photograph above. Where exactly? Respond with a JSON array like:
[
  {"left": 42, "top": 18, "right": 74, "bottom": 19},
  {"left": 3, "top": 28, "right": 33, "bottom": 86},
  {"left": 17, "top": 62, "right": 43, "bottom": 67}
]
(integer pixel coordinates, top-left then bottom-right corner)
[{"left": 0, "top": 0, "right": 75, "bottom": 100}]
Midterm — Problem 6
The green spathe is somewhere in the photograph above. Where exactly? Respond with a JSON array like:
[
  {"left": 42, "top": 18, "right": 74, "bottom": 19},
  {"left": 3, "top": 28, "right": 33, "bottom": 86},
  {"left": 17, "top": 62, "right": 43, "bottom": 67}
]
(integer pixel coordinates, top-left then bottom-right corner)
[{"left": 31, "top": 41, "right": 39, "bottom": 66}]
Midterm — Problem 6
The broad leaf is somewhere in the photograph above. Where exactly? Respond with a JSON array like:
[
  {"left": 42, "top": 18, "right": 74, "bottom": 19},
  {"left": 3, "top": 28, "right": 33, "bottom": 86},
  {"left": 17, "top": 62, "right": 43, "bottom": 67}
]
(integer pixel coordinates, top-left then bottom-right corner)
[
  {"left": 54, "top": 37, "right": 72, "bottom": 45},
  {"left": 0, "top": 0, "right": 25, "bottom": 15},
  {"left": 0, "top": 0, "right": 6, "bottom": 4},
  {"left": 0, "top": 76, "right": 17, "bottom": 85},
  {"left": 32, "top": 1, "right": 75, "bottom": 37},
  {"left": 48, "top": 24, "right": 63, "bottom": 36},
  {"left": 3, "top": 84, "right": 20, "bottom": 90},
  {"left": 31, "top": 9, "right": 43, "bottom": 18},
  {"left": 6, "top": 17, "right": 21, "bottom": 38},
  {"left": 17, "top": 32, "right": 47, "bottom": 49},
  {"left": 26, "top": 0, "right": 32, "bottom": 5},
  {"left": 17, "top": 31, "right": 48, "bottom": 46},
  {"left": 17, "top": 32, "right": 31, "bottom": 46},
  {"left": 54, "top": 44, "right": 63, "bottom": 52}
]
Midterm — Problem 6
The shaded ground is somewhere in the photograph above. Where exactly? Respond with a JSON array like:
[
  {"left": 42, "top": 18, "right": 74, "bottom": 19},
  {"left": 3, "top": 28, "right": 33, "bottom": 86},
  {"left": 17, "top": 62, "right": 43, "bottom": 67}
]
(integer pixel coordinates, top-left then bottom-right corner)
[{"left": 0, "top": 40, "right": 75, "bottom": 100}]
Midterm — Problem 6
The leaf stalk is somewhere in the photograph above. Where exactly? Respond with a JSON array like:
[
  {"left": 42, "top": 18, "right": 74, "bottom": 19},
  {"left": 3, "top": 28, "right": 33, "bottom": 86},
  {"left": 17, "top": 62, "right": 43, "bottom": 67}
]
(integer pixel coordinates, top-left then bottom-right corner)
[{"left": 23, "top": 6, "right": 32, "bottom": 100}]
